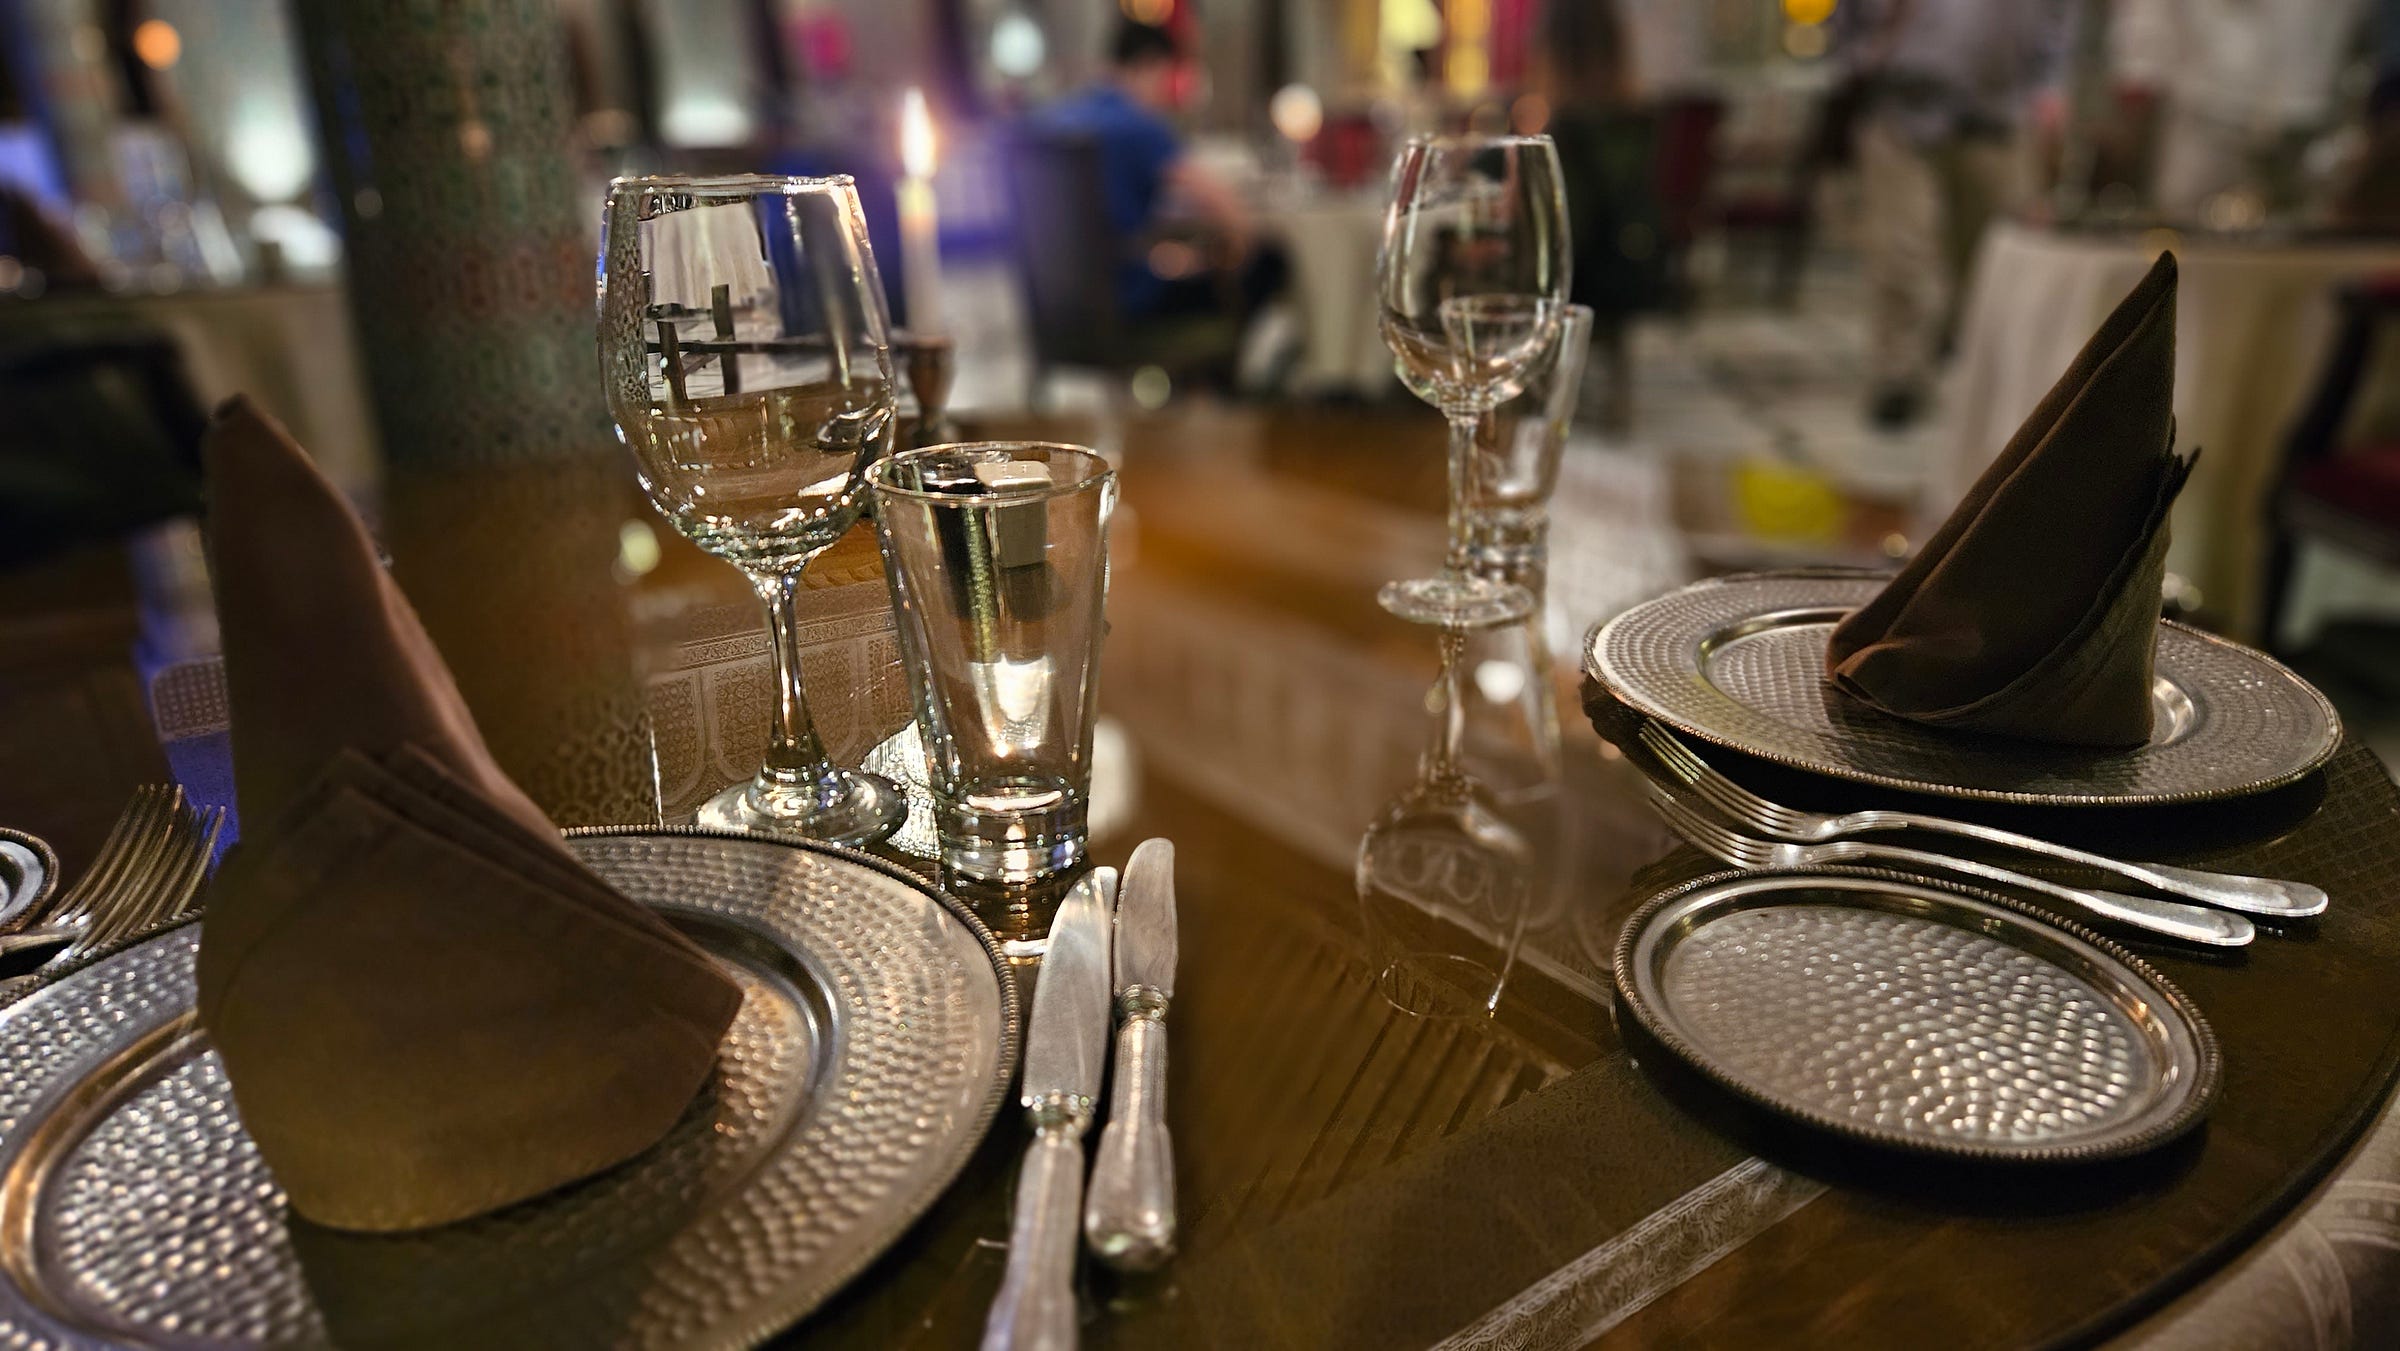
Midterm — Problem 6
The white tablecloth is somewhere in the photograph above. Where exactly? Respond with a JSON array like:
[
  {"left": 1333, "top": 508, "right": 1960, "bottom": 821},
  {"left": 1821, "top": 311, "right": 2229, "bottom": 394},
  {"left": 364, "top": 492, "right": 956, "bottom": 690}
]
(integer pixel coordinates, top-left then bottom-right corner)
[
  {"left": 1941, "top": 222, "right": 2400, "bottom": 639},
  {"left": 1264, "top": 192, "right": 1394, "bottom": 397}
]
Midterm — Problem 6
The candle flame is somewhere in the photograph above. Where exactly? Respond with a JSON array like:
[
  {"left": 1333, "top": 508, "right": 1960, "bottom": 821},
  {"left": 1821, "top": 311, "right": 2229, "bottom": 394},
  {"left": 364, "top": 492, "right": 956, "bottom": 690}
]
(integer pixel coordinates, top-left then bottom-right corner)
[{"left": 900, "top": 89, "right": 937, "bottom": 180}]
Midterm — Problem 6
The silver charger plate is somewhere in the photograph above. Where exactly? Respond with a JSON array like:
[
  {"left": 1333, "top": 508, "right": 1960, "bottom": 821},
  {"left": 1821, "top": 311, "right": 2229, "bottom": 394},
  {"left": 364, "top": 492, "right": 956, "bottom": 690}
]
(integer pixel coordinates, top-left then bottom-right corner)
[
  {"left": 1615, "top": 869, "right": 2221, "bottom": 1163},
  {"left": 1587, "top": 573, "right": 2341, "bottom": 806},
  {"left": 0, "top": 827, "right": 1020, "bottom": 1350}
]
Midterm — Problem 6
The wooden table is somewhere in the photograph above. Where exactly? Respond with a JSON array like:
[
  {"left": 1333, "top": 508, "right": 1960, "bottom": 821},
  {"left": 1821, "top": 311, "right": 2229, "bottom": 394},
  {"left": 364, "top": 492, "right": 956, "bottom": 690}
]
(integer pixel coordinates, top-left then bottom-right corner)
[{"left": 5, "top": 405, "right": 2398, "bottom": 1349}]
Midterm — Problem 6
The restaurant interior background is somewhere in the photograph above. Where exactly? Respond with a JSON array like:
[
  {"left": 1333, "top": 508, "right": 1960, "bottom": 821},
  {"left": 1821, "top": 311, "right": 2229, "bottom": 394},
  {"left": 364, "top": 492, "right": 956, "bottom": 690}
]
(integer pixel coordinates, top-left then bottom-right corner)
[{"left": 5, "top": 0, "right": 2400, "bottom": 833}]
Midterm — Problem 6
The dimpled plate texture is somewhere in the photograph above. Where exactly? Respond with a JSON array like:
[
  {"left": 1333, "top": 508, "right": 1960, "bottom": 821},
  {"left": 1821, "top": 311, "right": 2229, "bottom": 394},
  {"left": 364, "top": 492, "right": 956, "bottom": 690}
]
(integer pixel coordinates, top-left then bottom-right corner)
[
  {"left": 1587, "top": 573, "right": 2340, "bottom": 806},
  {"left": 0, "top": 828, "right": 1017, "bottom": 1350},
  {"left": 1616, "top": 870, "right": 2219, "bottom": 1162}
]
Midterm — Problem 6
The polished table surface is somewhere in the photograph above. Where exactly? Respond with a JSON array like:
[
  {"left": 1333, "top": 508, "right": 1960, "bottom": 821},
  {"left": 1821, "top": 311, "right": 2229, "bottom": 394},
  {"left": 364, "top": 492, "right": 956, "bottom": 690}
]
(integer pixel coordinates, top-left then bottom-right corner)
[{"left": 5, "top": 404, "right": 2400, "bottom": 1349}]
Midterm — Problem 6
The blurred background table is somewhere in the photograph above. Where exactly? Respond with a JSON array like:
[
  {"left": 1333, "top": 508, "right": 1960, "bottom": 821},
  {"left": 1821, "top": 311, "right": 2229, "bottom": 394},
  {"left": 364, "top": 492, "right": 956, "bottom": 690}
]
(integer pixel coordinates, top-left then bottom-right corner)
[{"left": 1941, "top": 223, "right": 2400, "bottom": 643}]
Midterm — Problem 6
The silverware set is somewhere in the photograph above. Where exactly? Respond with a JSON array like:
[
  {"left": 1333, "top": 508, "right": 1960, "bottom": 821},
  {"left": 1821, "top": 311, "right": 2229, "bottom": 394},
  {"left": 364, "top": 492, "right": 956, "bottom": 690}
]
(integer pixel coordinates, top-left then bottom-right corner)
[
  {"left": 1633, "top": 723, "right": 2322, "bottom": 949},
  {"left": 0, "top": 786, "right": 224, "bottom": 984},
  {"left": 985, "top": 838, "right": 1181, "bottom": 1351}
]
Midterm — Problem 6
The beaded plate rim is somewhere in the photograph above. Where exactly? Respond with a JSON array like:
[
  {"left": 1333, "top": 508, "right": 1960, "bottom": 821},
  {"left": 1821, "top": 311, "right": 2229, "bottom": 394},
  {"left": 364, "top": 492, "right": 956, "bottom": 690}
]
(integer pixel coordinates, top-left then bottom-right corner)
[
  {"left": 1584, "top": 572, "right": 2343, "bottom": 807},
  {"left": 1612, "top": 865, "right": 2222, "bottom": 1164},
  {"left": 0, "top": 826, "right": 1021, "bottom": 1350}
]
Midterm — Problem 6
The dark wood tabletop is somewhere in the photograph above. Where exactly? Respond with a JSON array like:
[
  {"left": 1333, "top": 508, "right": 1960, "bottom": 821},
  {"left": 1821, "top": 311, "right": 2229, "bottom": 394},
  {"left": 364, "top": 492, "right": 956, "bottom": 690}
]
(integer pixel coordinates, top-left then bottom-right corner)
[{"left": 5, "top": 404, "right": 2397, "bottom": 1350}]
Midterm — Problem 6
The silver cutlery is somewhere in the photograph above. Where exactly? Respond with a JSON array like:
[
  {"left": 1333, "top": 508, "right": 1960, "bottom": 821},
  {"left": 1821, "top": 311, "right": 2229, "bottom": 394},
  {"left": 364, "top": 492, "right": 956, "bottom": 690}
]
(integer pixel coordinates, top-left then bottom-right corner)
[
  {"left": 1646, "top": 784, "right": 2254, "bottom": 948},
  {"left": 984, "top": 868, "right": 1116, "bottom": 1351},
  {"left": 1639, "top": 723, "right": 2327, "bottom": 919},
  {"left": 0, "top": 787, "right": 222, "bottom": 976},
  {"left": 1084, "top": 839, "right": 1177, "bottom": 1272}
]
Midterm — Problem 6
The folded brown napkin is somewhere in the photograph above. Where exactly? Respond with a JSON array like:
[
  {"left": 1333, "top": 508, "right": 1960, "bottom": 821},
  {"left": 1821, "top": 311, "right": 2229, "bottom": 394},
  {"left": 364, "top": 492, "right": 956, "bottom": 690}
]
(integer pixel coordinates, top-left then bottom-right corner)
[
  {"left": 196, "top": 397, "right": 741, "bottom": 1232},
  {"left": 1825, "top": 252, "right": 2196, "bottom": 748}
]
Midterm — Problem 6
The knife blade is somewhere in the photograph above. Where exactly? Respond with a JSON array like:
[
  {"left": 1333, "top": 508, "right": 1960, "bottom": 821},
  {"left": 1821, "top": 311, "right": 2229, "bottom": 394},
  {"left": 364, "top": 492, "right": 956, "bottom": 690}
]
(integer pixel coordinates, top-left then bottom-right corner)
[
  {"left": 1083, "top": 837, "right": 1178, "bottom": 1271},
  {"left": 983, "top": 867, "right": 1115, "bottom": 1351}
]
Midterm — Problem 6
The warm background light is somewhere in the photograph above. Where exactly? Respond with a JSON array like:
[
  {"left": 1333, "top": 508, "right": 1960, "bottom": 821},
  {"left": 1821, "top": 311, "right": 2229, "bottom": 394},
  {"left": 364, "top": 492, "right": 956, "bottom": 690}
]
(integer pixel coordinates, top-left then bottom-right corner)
[
  {"left": 1119, "top": 0, "right": 1174, "bottom": 23},
  {"left": 132, "top": 18, "right": 180, "bottom": 70},
  {"left": 1781, "top": 0, "right": 1838, "bottom": 24},
  {"left": 1269, "top": 83, "right": 1323, "bottom": 143}
]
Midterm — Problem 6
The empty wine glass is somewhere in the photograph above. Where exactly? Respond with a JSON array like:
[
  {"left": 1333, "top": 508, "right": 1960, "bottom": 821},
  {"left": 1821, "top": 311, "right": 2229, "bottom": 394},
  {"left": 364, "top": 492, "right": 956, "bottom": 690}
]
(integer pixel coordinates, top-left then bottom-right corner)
[
  {"left": 1376, "top": 134, "right": 1570, "bottom": 628},
  {"left": 599, "top": 174, "right": 905, "bottom": 844}
]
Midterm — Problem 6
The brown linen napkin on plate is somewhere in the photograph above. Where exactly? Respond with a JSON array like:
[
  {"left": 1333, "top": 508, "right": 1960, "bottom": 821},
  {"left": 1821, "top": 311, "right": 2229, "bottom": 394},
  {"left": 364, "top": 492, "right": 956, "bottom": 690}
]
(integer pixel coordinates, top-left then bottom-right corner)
[
  {"left": 1825, "top": 252, "right": 2196, "bottom": 748},
  {"left": 196, "top": 396, "right": 741, "bottom": 1232}
]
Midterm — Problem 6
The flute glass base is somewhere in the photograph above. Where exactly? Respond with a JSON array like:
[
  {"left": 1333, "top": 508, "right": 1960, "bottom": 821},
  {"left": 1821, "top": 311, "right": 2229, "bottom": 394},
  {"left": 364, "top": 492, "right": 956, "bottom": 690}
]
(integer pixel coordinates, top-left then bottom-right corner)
[
  {"left": 1378, "top": 575, "right": 1535, "bottom": 629},
  {"left": 696, "top": 768, "right": 908, "bottom": 847}
]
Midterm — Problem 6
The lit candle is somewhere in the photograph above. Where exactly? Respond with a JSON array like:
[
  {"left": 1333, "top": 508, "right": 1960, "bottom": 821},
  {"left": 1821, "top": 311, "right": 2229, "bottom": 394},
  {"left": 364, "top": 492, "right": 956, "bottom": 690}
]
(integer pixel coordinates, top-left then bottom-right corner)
[{"left": 896, "top": 88, "right": 946, "bottom": 336}]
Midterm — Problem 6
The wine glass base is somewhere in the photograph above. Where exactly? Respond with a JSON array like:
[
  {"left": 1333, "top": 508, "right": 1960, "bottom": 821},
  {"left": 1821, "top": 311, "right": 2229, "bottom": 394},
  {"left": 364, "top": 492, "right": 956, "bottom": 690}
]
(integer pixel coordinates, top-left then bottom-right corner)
[
  {"left": 1378, "top": 577, "right": 1535, "bottom": 629},
  {"left": 696, "top": 770, "right": 908, "bottom": 847}
]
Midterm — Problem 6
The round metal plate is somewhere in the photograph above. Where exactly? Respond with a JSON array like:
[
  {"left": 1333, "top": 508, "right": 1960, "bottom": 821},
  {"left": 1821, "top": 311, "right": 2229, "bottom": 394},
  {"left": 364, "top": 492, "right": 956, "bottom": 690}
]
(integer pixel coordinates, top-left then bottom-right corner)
[
  {"left": 0, "top": 828, "right": 1019, "bottom": 1350},
  {"left": 0, "top": 830, "right": 56, "bottom": 932},
  {"left": 1587, "top": 574, "right": 2341, "bottom": 806},
  {"left": 1614, "top": 868, "right": 2220, "bottom": 1163}
]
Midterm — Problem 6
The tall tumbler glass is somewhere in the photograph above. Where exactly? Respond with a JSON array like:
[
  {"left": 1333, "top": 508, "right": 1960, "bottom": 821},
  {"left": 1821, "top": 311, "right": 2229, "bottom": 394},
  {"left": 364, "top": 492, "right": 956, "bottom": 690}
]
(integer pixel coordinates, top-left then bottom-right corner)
[
  {"left": 1464, "top": 303, "right": 1593, "bottom": 579},
  {"left": 868, "top": 444, "right": 1117, "bottom": 884},
  {"left": 599, "top": 174, "right": 904, "bottom": 844}
]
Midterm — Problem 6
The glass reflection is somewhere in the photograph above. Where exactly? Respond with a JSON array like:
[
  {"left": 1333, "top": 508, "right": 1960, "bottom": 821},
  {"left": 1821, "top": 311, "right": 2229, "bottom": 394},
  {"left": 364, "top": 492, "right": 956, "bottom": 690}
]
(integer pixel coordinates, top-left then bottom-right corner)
[{"left": 1357, "top": 627, "right": 1536, "bottom": 1018}]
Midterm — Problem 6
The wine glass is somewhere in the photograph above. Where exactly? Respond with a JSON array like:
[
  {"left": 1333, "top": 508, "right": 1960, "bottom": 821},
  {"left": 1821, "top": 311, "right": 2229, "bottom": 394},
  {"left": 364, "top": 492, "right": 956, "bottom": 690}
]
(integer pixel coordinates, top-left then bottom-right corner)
[
  {"left": 1376, "top": 135, "right": 1570, "bottom": 628},
  {"left": 599, "top": 174, "right": 906, "bottom": 844}
]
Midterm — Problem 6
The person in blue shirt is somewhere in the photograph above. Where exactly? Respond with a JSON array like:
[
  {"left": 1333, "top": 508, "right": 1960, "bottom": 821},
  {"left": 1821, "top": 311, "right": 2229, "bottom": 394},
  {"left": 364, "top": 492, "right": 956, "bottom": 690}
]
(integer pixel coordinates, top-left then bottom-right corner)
[{"left": 1027, "top": 21, "right": 1279, "bottom": 324}]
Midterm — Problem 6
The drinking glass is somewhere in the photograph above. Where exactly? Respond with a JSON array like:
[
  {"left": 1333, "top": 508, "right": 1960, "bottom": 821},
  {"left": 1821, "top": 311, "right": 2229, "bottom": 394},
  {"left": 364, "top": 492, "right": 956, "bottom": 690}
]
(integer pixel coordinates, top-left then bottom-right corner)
[
  {"left": 599, "top": 174, "right": 905, "bottom": 844},
  {"left": 868, "top": 444, "right": 1116, "bottom": 884},
  {"left": 1452, "top": 304, "right": 1593, "bottom": 801},
  {"left": 1464, "top": 303, "right": 1593, "bottom": 578},
  {"left": 1376, "top": 134, "right": 1571, "bottom": 628}
]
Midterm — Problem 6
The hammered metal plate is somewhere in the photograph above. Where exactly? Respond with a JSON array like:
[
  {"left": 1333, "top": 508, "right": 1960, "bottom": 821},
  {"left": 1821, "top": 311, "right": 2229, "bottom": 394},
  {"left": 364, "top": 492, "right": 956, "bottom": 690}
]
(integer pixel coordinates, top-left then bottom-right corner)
[
  {"left": 0, "top": 828, "right": 1019, "bottom": 1350},
  {"left": 1587, "top": 574, "right": 2340, "bottom": 806},
  {"left": 1615, "top": 869, "right": 2219, "bottom": 1162}
]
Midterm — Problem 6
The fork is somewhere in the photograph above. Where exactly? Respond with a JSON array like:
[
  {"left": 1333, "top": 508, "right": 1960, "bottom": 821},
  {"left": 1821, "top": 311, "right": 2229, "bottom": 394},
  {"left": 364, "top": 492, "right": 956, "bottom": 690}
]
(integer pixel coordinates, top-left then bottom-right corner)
[
  {"left": 0, "top": 788, "right": 221, "bottom": 967},
  {"left": 3, "top": 785, "right": 177, "bottom": 941},
  {"left": 1638, "top": 724, "right": 2326, "bottom": 919},
  {"left": 1646, "top": 783, "right": 2254, "bottom": 948}
]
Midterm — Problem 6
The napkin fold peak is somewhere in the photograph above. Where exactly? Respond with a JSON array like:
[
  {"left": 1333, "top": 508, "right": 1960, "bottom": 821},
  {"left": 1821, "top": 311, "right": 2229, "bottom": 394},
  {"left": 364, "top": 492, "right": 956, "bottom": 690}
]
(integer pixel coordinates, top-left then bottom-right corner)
[{"left": 1826, "top": 251, "right": 2192, "bottom": 748}]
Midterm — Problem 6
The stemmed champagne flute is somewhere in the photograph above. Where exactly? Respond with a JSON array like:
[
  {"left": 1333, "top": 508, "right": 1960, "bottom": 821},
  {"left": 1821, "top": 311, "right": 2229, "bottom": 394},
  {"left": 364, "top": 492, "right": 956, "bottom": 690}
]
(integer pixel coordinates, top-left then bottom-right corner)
[
  {"left": 599, "top": 174, "right": 906, "bottom": 844},
  {"left": 1376, "top": 135, "right": 1571, "bottom": 628}
]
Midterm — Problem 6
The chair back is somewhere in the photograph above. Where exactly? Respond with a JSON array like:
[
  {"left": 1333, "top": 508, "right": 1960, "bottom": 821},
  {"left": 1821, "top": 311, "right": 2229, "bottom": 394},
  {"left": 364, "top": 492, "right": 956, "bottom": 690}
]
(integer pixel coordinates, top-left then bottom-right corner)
[{"left": 998, "top": 130, "right": 1126, "bottom": 373}]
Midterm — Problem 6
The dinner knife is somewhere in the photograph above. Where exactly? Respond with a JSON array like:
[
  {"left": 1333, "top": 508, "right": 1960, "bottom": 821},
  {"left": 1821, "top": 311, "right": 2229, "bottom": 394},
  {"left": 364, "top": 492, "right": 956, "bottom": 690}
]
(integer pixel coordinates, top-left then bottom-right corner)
[
  {"left": 1083, "top": 837, "right": 1178, "bottom": 1271},
  {"left": 983, "top": 867, "right": 1115, "bottom": 1351}
]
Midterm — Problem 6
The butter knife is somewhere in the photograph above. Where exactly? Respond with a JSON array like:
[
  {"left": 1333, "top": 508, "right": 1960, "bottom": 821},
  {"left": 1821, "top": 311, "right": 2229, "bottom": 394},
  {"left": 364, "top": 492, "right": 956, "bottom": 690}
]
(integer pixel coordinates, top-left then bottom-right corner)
[
  {"left": 983, "top": 867, "right": 1116, "bottom": 1351},
  {"left": 1083, "top": 837, "right": 1178, "bottom": 1271}
]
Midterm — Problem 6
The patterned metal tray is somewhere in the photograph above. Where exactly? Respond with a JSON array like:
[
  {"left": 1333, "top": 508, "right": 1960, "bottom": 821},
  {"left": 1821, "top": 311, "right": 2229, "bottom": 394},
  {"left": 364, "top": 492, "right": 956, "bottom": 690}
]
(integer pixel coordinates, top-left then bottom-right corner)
[
  {"left": 0, "top": 828, "right": 1019, "bottom": 1350},
  {"left": 1586, "top": 573, "right": 2341, "bottom": 806},
  {"left": 1615, "top": 868, "right": 2220, "bottom": 1163}
]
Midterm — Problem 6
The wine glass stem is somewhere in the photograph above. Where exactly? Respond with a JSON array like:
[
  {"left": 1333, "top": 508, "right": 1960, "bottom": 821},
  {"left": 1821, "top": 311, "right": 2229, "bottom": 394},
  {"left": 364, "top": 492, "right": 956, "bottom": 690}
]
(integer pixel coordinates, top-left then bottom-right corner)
[
  {"left": 752, "top": 567, "right": 842, "bottom": 799},
  {"left": 1444, "top": 413, "right": 1481, "bottom": 577}
]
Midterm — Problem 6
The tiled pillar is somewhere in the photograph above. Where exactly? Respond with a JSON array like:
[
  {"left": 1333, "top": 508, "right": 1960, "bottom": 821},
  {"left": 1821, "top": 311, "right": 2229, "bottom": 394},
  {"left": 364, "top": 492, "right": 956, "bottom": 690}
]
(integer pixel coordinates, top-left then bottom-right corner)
[{"left": 291, "top": 0, "right": 657, "bottom": 826}]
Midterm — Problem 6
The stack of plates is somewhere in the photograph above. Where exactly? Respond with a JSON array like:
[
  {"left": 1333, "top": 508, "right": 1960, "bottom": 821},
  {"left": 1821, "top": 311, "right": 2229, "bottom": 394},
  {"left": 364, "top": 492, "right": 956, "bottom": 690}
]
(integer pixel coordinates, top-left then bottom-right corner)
[{"left": 1584, "top": 573, "right": 2341, "bottom": 1161}]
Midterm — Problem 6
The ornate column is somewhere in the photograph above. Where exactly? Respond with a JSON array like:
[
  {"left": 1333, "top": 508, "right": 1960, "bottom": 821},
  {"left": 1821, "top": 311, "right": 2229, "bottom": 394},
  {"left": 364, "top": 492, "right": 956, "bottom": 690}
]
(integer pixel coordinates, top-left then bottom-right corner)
[{"left": 290, "top": 0, "right": 657, "bottom": 825}]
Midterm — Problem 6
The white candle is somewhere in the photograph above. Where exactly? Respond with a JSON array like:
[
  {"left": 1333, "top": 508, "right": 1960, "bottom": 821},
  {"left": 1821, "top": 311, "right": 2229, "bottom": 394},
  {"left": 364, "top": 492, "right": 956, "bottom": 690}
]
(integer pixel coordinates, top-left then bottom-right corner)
[{"left": 897, "top": 88, "right": 946, "bottom": 336}]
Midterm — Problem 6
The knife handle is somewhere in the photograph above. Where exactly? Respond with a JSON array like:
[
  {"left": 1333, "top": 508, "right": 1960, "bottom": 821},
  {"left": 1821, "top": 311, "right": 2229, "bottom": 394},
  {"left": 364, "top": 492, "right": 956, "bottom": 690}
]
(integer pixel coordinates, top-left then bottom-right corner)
[
  {"left": 1083, "top": 992, "right": 1175, "bottom": 1271},
  {"left": 983, "top": 1118, "right": 1086, "bottom": 1351}
]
